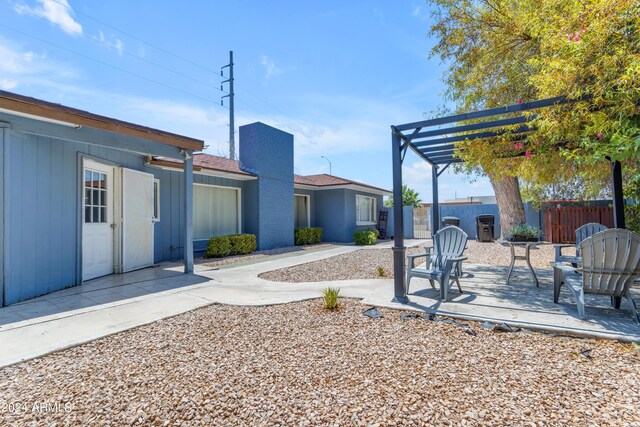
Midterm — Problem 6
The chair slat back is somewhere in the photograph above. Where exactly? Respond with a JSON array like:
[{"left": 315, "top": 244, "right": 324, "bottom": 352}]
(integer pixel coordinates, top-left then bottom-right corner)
[
  {"left": 575, "top": 223, "right": 608, "bottom": 257},
  {"left": 434, "top": 226, "right": 468, "bottom": 269},
  {"left": 580, "top": 229, "right": 640, "bottom": 296}
]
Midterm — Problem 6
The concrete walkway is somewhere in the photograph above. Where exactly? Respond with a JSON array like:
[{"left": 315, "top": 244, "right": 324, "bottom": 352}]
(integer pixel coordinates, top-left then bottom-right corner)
[{"left": 1, "top": 240, "right": 639, "bottom": 367}]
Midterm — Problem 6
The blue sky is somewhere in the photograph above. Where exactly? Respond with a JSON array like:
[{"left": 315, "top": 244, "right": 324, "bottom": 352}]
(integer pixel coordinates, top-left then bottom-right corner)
[{"left": 0, "top": 0, "right": 494, "bottom": 201}]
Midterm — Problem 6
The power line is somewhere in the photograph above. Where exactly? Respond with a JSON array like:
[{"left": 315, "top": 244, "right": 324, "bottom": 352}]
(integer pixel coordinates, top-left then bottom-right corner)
[
  {"left": 0, "top": 23, "right": 229, "bottom": 109},
  {"left": 47, "top": 0, "right": 224, "bottom": 77},
  {"left": 35, "top": 0, "right": 313, "bottom": 135},
  {"left": 16, "top": 2, "right": 317, "bottom": 142},
  {"left": 17, "top": 8, "right": 227, "bottom": 93}
]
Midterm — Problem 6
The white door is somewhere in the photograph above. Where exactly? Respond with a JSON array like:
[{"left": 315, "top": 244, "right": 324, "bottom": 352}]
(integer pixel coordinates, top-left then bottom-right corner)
[
  {"left": 82, "top": 159, "right": 114, "bottom": 281},
  {"left": 121, "top": 168, "right": 155, "bottom": 272}
]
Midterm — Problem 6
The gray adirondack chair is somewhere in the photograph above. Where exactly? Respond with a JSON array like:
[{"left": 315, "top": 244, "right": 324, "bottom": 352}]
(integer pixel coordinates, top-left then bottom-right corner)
[
  {"left": 557, "top": 229, "right": 640, "bottom": 322},
  {"left": 407, "top": 226, "right": 468, "bottom": 301},
  {"left": 554, "top": 223, "right": 608, "bottom": 265}
]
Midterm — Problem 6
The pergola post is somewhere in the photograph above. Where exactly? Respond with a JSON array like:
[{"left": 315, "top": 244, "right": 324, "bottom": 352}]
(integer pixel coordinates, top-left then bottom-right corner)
[
  {"left": 183, "top": 150, "right": 194, "bottom": 273},
  {"left": 431, "top": 166, "right": 440, "bottom": 237},
  {"left": 391, "top": 130, "right": 408, "bottom": 303},
  {"left": 611, "top": 160, "right": 626, "bottom": 229}
]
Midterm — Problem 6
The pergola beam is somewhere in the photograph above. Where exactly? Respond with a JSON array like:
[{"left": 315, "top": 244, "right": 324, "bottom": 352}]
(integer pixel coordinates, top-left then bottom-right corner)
[
  {"left": 413, "top": 126, "right": 533, "bottom": 148},
  {"left": 407, "top": 115, "right": 533, "bottom": 141},
  {"left": 395, "top": 96, "right": 568, "bottom": 131}
]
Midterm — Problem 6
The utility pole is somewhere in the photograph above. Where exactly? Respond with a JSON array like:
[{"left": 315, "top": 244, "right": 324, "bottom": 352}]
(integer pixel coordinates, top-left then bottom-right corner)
[{"left": 221, "top": 51, "right": 235, "bottom": 159}]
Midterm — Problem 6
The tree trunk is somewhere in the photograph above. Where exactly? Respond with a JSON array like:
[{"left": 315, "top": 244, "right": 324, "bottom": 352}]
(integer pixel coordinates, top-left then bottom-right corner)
[{"left": 491, "top": 175, "right": 526, "bottom": 239}]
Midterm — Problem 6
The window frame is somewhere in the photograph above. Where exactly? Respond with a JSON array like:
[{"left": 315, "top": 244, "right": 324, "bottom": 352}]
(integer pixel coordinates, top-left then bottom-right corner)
[
  {"left": 192, "top": 183, "right": 242, "bottom": 240},
  {"left": 355, "top": 194, "right": 377, "bottom": 226}
]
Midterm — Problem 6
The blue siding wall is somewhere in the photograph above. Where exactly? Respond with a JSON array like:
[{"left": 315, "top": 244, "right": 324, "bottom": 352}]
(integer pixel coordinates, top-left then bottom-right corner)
[
  {"left": 1, "top": 129, "right": 245, "bottom": 305},
  {"left": 315, "top": 189, "right": 384, "bottom": 243},
  {"left": 239, "top": 123, "right": 294, "bottom": 250},
  {"left": 315, "top": 189, "right": 346, "bottom": 242},
  {"left": 345, "top": 189, "right": 384, "bottom": 242},
  {"left": 152, "top": 169, "right": 247, "bottom": 259}
]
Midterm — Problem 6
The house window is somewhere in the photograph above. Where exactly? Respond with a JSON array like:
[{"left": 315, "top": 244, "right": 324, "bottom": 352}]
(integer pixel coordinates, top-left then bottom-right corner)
[
  {"left": 356, "top": 195, "right": 376, "bottom": 225},
  {"left": 193, "top": 184, "right": 241, "bottom": 240},
  {"left": 84, "top": 169, "right": 108, "bottom": 223},
  {"left": 153, "top": 179, "right": 160, "bottom": 222}
]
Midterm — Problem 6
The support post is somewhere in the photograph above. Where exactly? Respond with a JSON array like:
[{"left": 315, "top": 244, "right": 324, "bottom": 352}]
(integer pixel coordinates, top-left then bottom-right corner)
[
  {"left": 391, "top": 129, "right": 408, "bottom": 303},
  {"left": 612, "top": 160, "right": 625, "bottom": 229},
  {"left": 432, "top": 166, "right": 440, "bottom": 236},
  {"left": 183, "top": 150, "right": 194, "bottom": 273}
]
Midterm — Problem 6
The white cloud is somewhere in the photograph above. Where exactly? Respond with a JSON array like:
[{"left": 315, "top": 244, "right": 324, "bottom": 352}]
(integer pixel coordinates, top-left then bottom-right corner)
[
  {"left": 260, "top": 55, "right": 283, "bottom": 79},
  {"left": 137, "top": 43, "right": 146, "bottom": 58},
  {"left": 96, "top": 31, "right": 124, "bottom": 55},
  {"left": 15, "top": 0, "right": 83, "bottom": 35},
  {"left": 0, "top": 79, "right": 18, "bottom": 90},
  {"left": 0, "top": 36, "right": 80, "bottom": 87}
]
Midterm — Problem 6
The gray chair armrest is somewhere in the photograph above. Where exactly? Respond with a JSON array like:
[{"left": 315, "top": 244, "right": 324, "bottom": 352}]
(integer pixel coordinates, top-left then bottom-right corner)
[
  {"left": 407, "top": 253, "right": 432, "bottom": 269},
  {"left": 554, "top": 244, "right": 574, "bottom": 258},
  {"left": 423, "top": 245, "right": 434, "bottom": 253},
  {"left": 443, "top": 256, "right": 467, "bottom": 275}
]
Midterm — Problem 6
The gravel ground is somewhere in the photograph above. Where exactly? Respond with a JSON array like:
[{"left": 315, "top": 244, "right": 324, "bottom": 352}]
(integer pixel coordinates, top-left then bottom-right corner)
[
  {"left": 260, "top": 241, "right": 557, "bottom": 283},
  {"left": 1, "top": 299, "right": 637, "bottom": 426},
  {"left": 196, "top": 244, "right": 334, "bottom": 269}
]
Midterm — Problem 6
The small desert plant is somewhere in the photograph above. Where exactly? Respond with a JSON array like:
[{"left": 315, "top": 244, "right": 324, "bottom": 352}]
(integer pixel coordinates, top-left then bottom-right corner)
[
  {"left": 377, "top": 266, "right": 385, "bottom": 276},
  {"left": 322, "top": 287, "right": 340, "bottom": 310}
]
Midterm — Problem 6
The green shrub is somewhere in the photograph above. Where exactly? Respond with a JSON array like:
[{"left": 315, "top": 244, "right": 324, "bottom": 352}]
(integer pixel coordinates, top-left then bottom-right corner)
[
  {"left": 205, "top": 234, "right": 256, "bottom": 258},
  {"left": 377, "top": 266, "right": 385, "bottom": 277},
  {"left": 229, "top": 234, "right": 257, "bottom": 255},
  {"left": 353, "top": 229, "right": 377, "bottom": 245},
  {"left": 205, "top": 235, "right": 232, "bottom": 258},
  {"left": 322, "top": 287, "right": 340, "bottom": 310},
  {"left": 294, "top": 227, "right": 323, "bottom": 245},
  {"left": 625, "top": 204, "right": 640, "bottom": 234}
]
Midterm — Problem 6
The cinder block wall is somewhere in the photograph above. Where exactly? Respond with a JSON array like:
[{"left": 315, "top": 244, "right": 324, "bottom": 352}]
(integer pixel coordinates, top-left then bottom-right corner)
[
  {"left": 437, "top": 202, "right": 541, "bottom": 240},
  {"left": 239, "top": 122, "right": 294, "bottom": 249}
]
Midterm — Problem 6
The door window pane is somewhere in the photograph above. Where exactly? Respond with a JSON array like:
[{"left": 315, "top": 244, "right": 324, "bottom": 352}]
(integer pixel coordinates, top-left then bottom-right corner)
[{"left": 84, "top": 167, "right": 110, "bottom": 224}]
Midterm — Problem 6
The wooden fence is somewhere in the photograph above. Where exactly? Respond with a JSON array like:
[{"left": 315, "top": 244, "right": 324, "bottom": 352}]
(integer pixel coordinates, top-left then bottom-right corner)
[{"left": 543, "top": 206, "right": 614, "bottom": 243}]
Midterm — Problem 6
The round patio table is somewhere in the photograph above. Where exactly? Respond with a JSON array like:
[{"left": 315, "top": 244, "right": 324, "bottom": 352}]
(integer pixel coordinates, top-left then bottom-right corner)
[{"left": 503, "top": 241, "right": 539, "bottom": 287}]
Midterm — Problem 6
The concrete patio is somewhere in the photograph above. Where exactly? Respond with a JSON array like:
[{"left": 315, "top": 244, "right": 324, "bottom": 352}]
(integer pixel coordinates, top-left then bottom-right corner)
[{"left": 0, "top": 243, "right": 638, "bottom": 368}]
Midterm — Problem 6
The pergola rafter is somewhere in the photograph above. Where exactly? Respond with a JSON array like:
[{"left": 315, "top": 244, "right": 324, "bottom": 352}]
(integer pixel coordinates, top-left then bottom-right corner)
[{"left": 389, "top": 96, "right": 627, "bottom": 303}]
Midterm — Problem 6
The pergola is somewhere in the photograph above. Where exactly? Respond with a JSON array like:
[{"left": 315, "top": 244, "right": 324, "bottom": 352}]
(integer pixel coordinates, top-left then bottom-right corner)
[{"left": 390, "top": 96, "right": 627, "bottom": 303}]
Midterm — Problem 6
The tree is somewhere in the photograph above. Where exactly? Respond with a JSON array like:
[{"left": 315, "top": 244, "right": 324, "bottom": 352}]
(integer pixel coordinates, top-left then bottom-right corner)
[
  {"left": 429, "top": 0, "right": 639, "bottom": 237},
  {"left": 384, "top": 185, "right": 423, "bottom": 207}
]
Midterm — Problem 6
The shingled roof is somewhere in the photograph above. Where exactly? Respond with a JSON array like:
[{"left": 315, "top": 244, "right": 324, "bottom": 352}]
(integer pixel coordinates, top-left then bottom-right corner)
[{"left": 153, "top": 153, "right": 390, "bottom": 193}]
